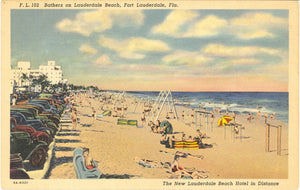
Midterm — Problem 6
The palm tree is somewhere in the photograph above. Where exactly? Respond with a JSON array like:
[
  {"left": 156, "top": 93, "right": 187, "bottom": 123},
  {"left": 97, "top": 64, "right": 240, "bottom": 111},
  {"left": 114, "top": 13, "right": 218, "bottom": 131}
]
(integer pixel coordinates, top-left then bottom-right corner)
[
  {"left": 21, "top": 73, "right": 29, "bottom": 87},
  {"left": 32, "top": 74, "right": 51, "bottom": 93}
]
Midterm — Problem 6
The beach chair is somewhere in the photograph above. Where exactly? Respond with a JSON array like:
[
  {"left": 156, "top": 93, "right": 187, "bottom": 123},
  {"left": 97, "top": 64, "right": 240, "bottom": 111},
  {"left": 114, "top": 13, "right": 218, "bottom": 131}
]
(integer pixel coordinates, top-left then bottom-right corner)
[
  {"left": 117, "top": 119, "right": 128, "bottom": 125},
  {"left": 127, "top": 120, "right": 138, "bottom": 127},
  {"left": 73, "top": 148, "right": 101, "bottom": 179}
]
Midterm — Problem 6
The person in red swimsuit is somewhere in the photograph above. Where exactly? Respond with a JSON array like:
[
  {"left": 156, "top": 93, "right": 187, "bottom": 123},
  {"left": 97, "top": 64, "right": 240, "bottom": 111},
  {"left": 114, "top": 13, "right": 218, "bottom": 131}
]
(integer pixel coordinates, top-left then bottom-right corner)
[
  {"left": 171, "top": 154, "right": 207, "bottom": 179},
  {"left": 83, "top": 148, "right": 95, "bottom": 169}
]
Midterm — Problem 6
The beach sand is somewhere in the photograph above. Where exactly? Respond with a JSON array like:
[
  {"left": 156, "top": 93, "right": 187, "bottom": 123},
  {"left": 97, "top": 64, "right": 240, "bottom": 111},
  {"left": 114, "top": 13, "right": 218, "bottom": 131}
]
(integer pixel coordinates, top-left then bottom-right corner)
[{"left": 47, "top": 93, "right": 288, "bottom": 179}]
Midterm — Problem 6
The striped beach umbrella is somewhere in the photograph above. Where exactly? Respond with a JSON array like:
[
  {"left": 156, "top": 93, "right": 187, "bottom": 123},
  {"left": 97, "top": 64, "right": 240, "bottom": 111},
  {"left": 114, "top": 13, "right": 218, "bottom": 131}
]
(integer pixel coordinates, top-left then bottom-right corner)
[{"left": 218, "top": 116, "right": 233, "bottom": 126}]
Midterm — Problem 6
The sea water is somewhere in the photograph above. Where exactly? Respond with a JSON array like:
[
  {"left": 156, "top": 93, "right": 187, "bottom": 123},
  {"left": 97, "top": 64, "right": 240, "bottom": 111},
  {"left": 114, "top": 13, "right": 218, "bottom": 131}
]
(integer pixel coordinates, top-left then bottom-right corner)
[{"left": 127, "top": 91, "right": 289, "bottom": 124}]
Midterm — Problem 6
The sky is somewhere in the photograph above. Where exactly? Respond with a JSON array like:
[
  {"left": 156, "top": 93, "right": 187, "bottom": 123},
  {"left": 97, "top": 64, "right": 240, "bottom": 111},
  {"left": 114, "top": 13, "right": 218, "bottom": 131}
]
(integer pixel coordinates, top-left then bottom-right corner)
[{"left": 11, "top": 9, "right": 289, "bottom": 92}]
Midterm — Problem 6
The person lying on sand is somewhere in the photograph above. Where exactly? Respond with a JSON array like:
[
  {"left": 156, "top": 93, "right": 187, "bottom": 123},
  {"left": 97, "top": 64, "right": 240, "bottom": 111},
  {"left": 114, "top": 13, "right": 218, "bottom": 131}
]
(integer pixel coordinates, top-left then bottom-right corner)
[
  {"left": 171, "top": 155, "right": 207, "bottom": 179},
  {"left": 175, "top": 151, "right": 204, "bottom": 160},
  {"left": 134, "top": 157, "right": 165, "bottom": 168},
  {"left": 83, "top": 148, "right": 96, "bottom": 169}
]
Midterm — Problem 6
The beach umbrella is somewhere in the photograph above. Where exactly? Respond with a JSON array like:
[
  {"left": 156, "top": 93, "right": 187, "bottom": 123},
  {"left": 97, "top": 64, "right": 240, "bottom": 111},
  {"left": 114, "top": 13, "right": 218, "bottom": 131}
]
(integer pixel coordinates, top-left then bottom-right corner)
[
  {"left": 160, "top": 120, "right": 173, "bottom": 134},
  {"left": 218, "top": 116, "right": 233, "bottom": 126}
]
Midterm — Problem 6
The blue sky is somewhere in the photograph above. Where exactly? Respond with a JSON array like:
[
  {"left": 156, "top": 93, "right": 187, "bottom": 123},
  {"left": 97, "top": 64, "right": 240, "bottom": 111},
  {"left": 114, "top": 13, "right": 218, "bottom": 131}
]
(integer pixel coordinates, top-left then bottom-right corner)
[{"left": 11, "top": 9, "right": 289, "bottom": 91}]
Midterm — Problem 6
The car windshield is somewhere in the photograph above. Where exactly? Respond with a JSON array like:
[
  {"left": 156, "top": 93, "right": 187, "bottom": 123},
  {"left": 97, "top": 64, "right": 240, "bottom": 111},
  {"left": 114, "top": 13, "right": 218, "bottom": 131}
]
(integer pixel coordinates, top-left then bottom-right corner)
[
  {"left": 12, "top": 116, "right": 23, "bottom": 124},
  {"left": 21, "top": 112, "right": 34, "bottom": 119}
]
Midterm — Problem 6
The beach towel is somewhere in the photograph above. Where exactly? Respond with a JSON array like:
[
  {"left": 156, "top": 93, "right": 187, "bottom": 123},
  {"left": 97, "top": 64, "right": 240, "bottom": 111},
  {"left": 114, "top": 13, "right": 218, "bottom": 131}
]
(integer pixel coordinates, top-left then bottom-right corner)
[
  {"left": 128, "top": 120, "right": 138, "bottom": 126},
  {"left": 174, "top": 141, "right": 199, "bottom": 149},
  {"left": 117, "top": 119, "right": 128, "bottom": 125},
  {"left": 102, "top": 110, "right": 111, "bottom": 116}
]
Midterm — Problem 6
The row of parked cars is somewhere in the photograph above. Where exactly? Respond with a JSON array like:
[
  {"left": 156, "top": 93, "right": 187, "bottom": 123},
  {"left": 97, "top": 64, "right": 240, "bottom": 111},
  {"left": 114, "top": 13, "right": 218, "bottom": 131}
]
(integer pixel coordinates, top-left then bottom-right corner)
[{"left": 10, "top": 93, "right": 68, "bottom": 179}]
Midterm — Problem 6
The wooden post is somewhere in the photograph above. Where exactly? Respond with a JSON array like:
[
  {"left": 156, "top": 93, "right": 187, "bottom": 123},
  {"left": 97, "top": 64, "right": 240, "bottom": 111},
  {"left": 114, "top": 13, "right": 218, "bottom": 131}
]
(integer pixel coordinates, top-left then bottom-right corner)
[
  {"left": 195, "top": 112, "right": 197, "bottom": 129},
  {"left": 266, "top": 124, "right": 270, "bottom": 152},
  {"left": 277, "top": 125, "right": 281, "bottom": 156},
  {"left": 206, "top": 114, "right": 208, "bottom": 135},
  {"left": 169, "top": 90, "right": 178, "bottom": 120},
  {"left": 155, "top": 91, "right": 170, "bottom": 121},
  {"left": 240, "top": 126, "right": 242, "bottom": 142},
  {"left": 224, "top": 125, "right": 226, "bottom": 139}
]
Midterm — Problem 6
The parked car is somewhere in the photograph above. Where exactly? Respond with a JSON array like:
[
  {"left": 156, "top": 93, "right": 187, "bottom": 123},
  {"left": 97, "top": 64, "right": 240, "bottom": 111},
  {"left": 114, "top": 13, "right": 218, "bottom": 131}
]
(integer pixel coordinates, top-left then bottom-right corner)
[
  {"left": 11, "top": 117, "right": 52, "bottom": 145},
  {"left": 12, "top": 104, "right": 60, "bottom": 126},
  {"left": 10, "top": 111, "right": 55, "bottom": 137},
  {"left": 10, "top": 131, "right": 48, "bottom": 167}
]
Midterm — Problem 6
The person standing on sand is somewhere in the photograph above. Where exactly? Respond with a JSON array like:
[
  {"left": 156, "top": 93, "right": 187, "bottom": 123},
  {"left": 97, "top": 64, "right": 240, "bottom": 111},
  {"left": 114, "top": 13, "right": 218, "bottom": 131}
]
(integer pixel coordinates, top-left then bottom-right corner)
[
  {"left": 247, "top": 113, "right": 251, "bottom": 123},
  {"left": 264, "top": 113, "right": 268, "bottom": 123},
  {"left": 232, "top": 112, "right": 236, "bottom": 122},
  {"left": 71, "top": 108, "right": 77, "bottom": 130},
  {"left": 182, "top": 111, "right": 185, "bottom": 120},
  {"left": 92, "top": 108, "right": 96, "bottom": 124},
  {"left": 191, "top": 109, "right": 195, "bottom": 119},
  {"left": 257, "top": 111, "right": 261, "bottom": 120},
  {"left": 141, "top": 112, "right": 146, "bottom": 127}
]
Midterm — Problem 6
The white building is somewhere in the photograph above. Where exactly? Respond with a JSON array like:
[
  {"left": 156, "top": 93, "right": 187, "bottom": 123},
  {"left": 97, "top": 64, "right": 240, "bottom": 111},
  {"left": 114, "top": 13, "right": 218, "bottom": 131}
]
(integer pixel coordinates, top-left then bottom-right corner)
[
  {"left": 10, "top": 60, "right": 68, "bottom": 93},
  {"left": 39, "top": 61, "right": 64, "bottom": 85}
]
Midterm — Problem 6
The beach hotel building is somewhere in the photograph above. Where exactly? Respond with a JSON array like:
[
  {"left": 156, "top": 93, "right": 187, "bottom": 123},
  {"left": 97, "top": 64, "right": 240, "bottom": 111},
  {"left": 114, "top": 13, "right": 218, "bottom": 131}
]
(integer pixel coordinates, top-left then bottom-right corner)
[{"left": 10, "top": 61, "right": 68, "bottom": 93}]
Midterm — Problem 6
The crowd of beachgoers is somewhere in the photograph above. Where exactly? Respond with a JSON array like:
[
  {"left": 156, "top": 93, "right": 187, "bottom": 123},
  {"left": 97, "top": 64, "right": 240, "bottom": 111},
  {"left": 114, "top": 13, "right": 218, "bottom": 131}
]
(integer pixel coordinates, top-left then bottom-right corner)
[{"left": 9, "top": 90, "right": 288, "bottom": 179}]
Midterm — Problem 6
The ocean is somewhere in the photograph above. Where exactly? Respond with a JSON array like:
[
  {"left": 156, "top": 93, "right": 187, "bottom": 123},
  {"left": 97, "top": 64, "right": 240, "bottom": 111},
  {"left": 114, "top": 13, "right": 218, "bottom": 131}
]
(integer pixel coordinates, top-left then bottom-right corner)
[{"left": 126, "top": 91, "right": 289, "bottom": 124}]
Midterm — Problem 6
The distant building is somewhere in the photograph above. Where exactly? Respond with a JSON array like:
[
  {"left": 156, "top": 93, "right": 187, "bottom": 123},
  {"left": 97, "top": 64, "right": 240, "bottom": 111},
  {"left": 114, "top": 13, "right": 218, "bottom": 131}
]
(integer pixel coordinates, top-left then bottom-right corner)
[
  {"left": 39, "top": 61, "right": 64, "bottom": 85},
  {"left": 10, "top": 60, "right": 68, "bottom": 93}
]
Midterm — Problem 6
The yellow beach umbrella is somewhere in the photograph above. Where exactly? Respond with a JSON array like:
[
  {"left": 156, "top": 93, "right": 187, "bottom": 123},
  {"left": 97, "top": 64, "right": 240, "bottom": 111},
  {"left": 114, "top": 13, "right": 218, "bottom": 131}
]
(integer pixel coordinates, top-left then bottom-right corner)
[{"left": 218, "top": 116, "right": 233, "bottom": 126}]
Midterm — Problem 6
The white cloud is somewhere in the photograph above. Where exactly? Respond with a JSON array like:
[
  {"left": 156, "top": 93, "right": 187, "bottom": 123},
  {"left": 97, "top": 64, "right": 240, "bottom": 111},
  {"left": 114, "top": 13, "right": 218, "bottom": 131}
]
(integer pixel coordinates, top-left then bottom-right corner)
[
  {"left": 93, "top": 55, "right": 112, "bottom": 66},
  {"left": 202, "top": 44, "right": 280, "bottom": 58},
  {"left": 151, "top": 10, "right": 198, "bottom": 37},
  {"left": 235, "top": 30, "right": 275, "bottom": 40},
  {"left": 231, "top": 12, "right": 287, "bottom": 28},
  {"left": 230, "top": 12, "right": 288, "bottom": 39},
  {"left": 184, "top": 15, "right": 228, "bottom": 37},
  {"left": 162, "top": 50, "right": 211, "bottom": 66},
  {"left": 151, "top": 11, "right": 227, "bottom": 38},
  {"left": 56, "top": 10, "right": 144, "bottom": 36},
  {"left": 79, "top": 44, "right": 98, "bottom": 54},
  {"left": 119, "top": 52, "right": 145, "bottom": 60},
  {"left": 98, "top": 36, "right": 171, "bottom": 59}
]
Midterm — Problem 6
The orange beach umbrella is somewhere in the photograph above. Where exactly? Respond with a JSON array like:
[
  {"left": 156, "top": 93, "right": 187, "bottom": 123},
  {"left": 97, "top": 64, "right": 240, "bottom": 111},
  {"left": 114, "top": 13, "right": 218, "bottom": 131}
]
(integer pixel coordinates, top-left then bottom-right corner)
[{"left": 218, "top": 116, "right": 233, "bottom": 126}]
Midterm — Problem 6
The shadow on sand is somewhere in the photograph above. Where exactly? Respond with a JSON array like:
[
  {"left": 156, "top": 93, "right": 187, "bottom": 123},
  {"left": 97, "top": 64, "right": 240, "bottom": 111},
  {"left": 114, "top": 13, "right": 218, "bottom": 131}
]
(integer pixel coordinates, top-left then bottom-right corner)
[
  {"left": 55, "top": 146, "right": 76, "bottom": 151},
  {"left": 44, "top": 151, "right": 74, "bottom": 179},
  {"left": 56, "top": 139, "right": 81, "bottom": 143},
  {"left": 56, "top": 133, "right": 80, "bottom": 137},
  {"left": 100, "top": 174, "right": 139, "bottom": 179}
]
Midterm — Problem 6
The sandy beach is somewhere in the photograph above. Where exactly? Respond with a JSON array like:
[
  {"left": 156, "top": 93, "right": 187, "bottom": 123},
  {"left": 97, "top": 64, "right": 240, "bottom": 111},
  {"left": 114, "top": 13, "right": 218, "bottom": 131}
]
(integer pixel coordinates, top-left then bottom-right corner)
[{"left": 47, "top": 92, "right": 288, "bottom": 179}]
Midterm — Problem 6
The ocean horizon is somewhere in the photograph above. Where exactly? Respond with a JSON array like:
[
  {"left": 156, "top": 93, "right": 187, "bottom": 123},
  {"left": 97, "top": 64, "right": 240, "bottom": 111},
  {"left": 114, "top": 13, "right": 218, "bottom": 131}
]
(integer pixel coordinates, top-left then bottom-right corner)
[{"left": 124, "top": 91, "right": 288, "bottom": 124}]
